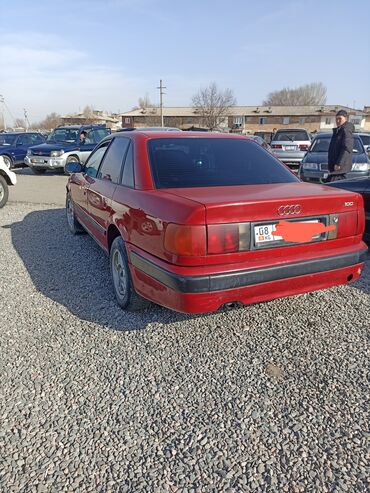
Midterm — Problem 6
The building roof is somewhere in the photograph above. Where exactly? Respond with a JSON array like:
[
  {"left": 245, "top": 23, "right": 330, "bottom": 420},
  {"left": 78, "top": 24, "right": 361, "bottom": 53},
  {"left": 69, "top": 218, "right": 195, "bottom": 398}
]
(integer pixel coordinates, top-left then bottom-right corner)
[
  {"left": 121, "top": 105, "right": 364, "bottom": 117},
  {"left": 62, "top": 112, "right": 119, "bottom": 123}
]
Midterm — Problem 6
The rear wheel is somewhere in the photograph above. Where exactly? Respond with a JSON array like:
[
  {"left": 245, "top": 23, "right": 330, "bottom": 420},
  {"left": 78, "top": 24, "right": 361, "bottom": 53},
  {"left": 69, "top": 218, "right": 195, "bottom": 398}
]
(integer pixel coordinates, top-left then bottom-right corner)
[
  {"left": 32, "top": 167, "right": 46, "bottom": 174},
  {"left": 66, "top": 193, "right": 85, "bottom": 234},
  {"left": 0, "top": 175, "right": 9, "bottom": 208},
  {"left": 110, "top": 236, "right": 149, "bottom": 311},
  {"left": 2, "top": 155, "right": 13, "bottom": 170}
]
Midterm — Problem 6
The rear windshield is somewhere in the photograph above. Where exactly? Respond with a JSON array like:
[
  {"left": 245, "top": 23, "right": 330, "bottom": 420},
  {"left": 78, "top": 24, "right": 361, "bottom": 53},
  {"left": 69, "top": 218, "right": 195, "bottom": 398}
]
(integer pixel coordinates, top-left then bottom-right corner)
[
  {"left": 148, "top": 138, "right": 298, "bottom": 189},
  {"left": 273, "top": 130, "right": 309, "bottom": 142},
  {"left": 310, "top": 137, "right": 364, "bottom": 153}
]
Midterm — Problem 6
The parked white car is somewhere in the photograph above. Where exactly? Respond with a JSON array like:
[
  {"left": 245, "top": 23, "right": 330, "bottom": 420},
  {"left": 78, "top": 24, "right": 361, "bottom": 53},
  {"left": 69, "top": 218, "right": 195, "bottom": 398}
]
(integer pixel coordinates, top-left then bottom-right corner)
[{"left": 0, "top": 155, "right": 17, "bottom": 207}]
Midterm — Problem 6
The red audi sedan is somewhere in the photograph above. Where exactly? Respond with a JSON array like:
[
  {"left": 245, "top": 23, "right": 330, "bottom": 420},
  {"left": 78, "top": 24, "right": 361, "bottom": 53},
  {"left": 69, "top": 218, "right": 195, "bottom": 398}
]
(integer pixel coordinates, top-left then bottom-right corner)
[{"left": 65, "top": 131, "right": 367, "bottom": 314}]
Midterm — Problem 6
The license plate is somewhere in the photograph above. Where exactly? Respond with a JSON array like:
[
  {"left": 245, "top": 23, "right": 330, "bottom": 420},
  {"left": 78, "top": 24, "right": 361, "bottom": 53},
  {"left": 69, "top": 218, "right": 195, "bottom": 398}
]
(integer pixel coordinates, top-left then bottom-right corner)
[
  {"left": 254, "top": 220, "right": 320, "bottom": 244},
  {"left": 31, "top": 157, "right": 45, "bottom": 163},
  {"left": 284, "top": 145, "right": 296, "bottom": 151}
]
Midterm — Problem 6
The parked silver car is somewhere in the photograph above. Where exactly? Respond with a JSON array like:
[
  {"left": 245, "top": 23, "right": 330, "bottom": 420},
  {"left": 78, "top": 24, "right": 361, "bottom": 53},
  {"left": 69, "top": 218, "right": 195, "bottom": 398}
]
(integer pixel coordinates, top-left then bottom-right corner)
[{"left": 271, "top": 128, "right": 311, "bottom": 172}]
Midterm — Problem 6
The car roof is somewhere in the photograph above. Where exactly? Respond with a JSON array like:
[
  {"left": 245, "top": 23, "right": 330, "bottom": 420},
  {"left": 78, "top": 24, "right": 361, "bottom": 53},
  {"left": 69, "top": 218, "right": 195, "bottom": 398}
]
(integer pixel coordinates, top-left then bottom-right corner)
[
  {"left": 0, "top": 131, "right": 39, "bottom": 136},
  {"left": 313, "top": 132, "right": 363, "bottom": 139},
  {"left": 274, "top": 128, "right": 308, "bottom": 132},
  {"left": 110, "top": 131, "right": 249, "bottom": 140}
]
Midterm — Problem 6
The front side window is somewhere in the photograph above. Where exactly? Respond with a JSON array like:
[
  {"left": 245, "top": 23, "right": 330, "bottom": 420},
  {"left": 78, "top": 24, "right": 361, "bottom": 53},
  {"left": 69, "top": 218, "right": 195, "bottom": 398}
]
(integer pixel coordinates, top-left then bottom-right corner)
[
  {"left": 85, "top": 142, "right": 110, "bottom": 178},
  {"left": 17, "top": 134, "right": 34, "bottom": 145},
  {"left": 148, "top": 138, "right": 298, "bottom": 189},
  {"left": 88, "top": 128, "right": 111, "bottom": 144},
  {"left": 98, "top": 137, "right": 129, "bottom": 183}
]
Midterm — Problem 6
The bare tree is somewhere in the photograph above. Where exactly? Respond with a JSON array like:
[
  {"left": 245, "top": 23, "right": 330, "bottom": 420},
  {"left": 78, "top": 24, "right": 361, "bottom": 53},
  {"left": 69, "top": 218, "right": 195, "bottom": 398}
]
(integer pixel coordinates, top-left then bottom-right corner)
[
  {"left": 263, "top": 82, "right": 327, "bottom": 106},
  {"left": 192, "top": 82, "right": 236, "bottom": 130},
  {"left": 132, "top": 94, "right": 156, "bottom": 111},
  {"left": 14, "top": 118, "right": 26, "bottom": 128},
  {"left": 82, "top": 105, "right": 96, "bottom": 123},
  {"left": 30, "top": 112, "right": 62, "bottom": 130}
]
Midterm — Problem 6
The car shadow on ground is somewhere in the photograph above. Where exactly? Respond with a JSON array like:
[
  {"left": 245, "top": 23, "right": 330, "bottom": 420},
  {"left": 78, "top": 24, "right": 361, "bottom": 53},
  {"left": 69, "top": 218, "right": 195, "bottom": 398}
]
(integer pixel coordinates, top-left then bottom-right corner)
[
  {"left": 5, "top": 208, "right": 208, "bottom": 331},
  {"left": 6, "top": 208, "right": 370, "bottom": 331},
  {"left": 14, "top": 167, "right": 63, "bottom": 176}
]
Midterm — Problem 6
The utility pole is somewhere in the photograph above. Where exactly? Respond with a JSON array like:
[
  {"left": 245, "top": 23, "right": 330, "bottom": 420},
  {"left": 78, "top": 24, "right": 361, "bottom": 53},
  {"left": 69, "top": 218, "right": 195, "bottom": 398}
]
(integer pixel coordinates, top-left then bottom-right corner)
[
  {"left": 0, "top": 95, "right": 5, "bottom": 131},
  {"left": 24, "top": 108, "right": 30, "bottom": 131},
  {"left": 157, "top": 79, "right": 166, "bottom": 127}
]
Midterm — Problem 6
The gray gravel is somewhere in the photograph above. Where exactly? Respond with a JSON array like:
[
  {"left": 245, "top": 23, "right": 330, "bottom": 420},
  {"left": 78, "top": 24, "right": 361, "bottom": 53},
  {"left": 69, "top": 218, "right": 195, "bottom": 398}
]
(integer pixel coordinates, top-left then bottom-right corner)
[{"left": 0, "top": 203, "right": 369, "bottom": 493}]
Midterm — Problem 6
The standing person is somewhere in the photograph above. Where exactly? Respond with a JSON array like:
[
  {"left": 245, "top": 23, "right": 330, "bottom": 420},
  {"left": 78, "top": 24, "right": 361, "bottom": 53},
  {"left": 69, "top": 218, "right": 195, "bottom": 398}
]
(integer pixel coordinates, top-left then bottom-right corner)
[{"left": 327, "top": 110, "right": 354, "bottom": 182}]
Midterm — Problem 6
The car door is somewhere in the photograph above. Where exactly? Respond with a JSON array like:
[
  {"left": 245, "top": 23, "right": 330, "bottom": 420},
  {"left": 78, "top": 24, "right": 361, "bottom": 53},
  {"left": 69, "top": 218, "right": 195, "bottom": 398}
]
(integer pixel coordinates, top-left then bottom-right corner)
[
  {"left": 71, "top": 141, "right": 111, "bottom": 229},
  {"left": 363, "top": 178, "right": 370, "bottom": 240},
  {"left": 87, "top": 137, "right": 130, "bottom": 247},
  {"left": 13, "top": 134, "right": 32, "bottom": 163}
]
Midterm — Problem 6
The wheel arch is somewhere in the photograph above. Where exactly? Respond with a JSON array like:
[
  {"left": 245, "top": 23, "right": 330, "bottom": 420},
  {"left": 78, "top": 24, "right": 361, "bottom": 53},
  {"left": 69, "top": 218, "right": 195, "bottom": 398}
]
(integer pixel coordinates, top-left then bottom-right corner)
[
  {"left": 0, "top": 170, "right": 12, "bottom": 185},
  {"left": 107, "top": 222, "right": 129, "bottom": 252}
]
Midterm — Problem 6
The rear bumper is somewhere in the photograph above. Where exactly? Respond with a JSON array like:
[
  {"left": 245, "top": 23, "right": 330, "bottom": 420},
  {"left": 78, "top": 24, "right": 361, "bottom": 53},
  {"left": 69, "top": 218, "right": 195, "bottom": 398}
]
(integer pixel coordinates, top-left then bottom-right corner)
[{"left": 130, "top": 247, "right": 368, "bottom": 313}]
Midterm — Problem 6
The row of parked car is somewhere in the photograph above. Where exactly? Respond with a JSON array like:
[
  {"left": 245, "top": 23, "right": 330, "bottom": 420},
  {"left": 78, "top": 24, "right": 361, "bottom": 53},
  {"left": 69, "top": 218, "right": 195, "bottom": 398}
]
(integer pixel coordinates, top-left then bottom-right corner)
[{"left": 0, "top": 125, "right": 111, "bottom": 174}]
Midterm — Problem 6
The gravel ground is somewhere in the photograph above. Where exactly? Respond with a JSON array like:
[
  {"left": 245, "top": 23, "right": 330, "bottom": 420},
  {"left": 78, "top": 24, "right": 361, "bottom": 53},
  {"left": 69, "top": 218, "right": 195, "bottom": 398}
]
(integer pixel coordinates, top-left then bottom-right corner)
[{"left": 0, "top": 203, "right": 369, "bottom": 493}]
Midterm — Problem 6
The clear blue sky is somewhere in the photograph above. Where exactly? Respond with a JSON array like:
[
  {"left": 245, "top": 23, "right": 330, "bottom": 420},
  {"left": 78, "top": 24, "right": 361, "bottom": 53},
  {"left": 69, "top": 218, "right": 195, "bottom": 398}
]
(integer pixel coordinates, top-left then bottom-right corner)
[{"left": 0, "top": 0, "right": 369, "bottom": 122}]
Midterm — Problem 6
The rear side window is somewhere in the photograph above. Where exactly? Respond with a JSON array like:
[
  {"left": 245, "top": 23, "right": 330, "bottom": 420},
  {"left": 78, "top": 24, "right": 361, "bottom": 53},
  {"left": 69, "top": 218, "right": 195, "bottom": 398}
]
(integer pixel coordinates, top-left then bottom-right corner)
[
  {"left": 148, "top": 138, "right": 298, "bottom": 189},
  {"left": 359, "top": 135, "right": 370, "bottom": 146},
  {"left": 98, "top": 137, "right": 129, "bottom": 183},
  {"left": 121, "top": 142, "right": 135, "bottom": 188},
  {"left": 273, "top": 131, "right": 309, "bottom": 142}
]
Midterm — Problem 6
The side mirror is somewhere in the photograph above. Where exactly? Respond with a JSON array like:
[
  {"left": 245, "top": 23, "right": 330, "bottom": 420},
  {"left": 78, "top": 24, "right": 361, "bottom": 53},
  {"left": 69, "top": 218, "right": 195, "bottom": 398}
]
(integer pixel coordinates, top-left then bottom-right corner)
[{"left": 65, "top": 162, "right": 83, "bottom": 174}]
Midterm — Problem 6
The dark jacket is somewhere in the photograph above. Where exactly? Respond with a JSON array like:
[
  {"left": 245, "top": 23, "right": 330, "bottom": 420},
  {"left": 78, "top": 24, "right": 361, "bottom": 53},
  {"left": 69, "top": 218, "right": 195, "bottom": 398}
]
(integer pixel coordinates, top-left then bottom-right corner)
[{"left": 328, "top": 121, "right": 355, "bottom": 173}]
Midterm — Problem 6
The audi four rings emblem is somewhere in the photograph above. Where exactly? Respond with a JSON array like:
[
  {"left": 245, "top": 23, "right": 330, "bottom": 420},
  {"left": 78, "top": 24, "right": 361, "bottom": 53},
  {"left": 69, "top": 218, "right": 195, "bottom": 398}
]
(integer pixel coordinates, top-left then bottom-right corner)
[{"left": 277, "top": 204, "right": 302, "bottom": 215}]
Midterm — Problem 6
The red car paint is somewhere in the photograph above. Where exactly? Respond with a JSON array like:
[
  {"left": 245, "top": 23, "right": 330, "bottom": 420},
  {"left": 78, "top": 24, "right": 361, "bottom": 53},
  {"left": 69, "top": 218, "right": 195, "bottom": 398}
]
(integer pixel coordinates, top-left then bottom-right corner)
[{"left": 67, "top": 131, "right": 368, "bottom": 314}]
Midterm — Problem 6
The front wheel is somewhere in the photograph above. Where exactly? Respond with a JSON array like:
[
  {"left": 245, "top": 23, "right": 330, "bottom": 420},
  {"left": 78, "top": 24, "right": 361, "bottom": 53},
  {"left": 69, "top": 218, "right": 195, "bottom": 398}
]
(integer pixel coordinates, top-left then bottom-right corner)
[
  {"left": 2, "top": 156, "right": 13, "bottom": 170},
  {"left": 110, "top": 237, "right": 149, "bottom": 311},
  {"left": 0, "top": 175, "right": 9, "bottom": 208}
]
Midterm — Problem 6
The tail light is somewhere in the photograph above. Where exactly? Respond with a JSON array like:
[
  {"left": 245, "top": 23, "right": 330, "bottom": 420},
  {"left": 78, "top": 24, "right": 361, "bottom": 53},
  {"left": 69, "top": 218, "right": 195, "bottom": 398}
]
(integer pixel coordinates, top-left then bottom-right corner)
[
  {"left": 208, "top": 224, "right": 239, "bottom": 254},
  {"left": 336, "top": 211, "right": 358, "bottom": 238},
  {"left": 164, "top": 224, "right": 206, "bottom": 256},
  {"left": 207, "top": 223, "right": 250, "bottom": 254},
  {"left": 299, "top": 144, "right": 310, "bottom": 151},
  {"left": 356, "top": 205, "right": 365, "bottom": 236},
  {"left": 271, "top": 144, "right": 282, "bottom": 149}
]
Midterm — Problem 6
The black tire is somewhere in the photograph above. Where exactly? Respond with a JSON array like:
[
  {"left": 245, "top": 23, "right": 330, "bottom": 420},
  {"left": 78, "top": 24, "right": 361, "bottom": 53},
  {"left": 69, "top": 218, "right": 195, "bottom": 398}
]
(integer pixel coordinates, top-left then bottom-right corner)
[
  {"left": 2, "top": 155, "right": 13, "bottom": 170},
  {"left": 32, "top": 167, "right": 46, "bottom": 174},
  {"left": 0, "top": 175, "right": 9, "bottom": 208},
  {"left": 110, "top": 236, "right": 149, "bottom": 311},
  {"left": 64, "top": 156, "right": 80, "bottom": 175},
  {"left": 66, "top": 193, "right": 85, "bottom": 235}
]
